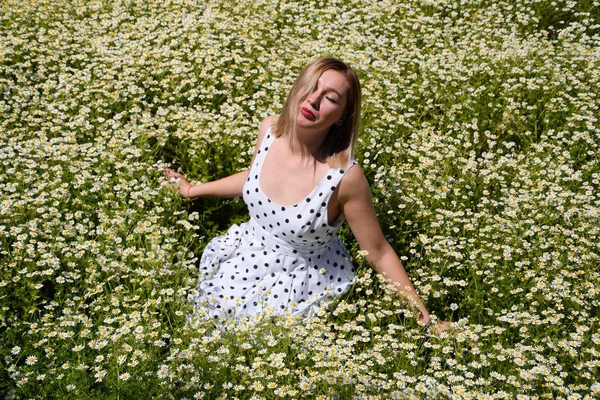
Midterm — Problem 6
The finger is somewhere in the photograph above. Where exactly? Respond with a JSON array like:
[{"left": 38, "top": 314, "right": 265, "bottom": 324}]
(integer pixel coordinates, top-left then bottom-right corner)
[{"left": 161, "top": 181, "right": 179, "bottom": 189}]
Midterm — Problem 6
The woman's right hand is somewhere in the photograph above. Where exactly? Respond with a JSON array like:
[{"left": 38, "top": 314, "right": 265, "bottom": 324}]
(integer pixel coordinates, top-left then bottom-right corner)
[
  {"left": 430, "top": 320, "right": 453, "bottom": 335},
  {"left": 419, "top": 316, "right": 453, "bottom": 335},
  {"left": 162, "top": 168, "right": 192, "bottom": 198}
]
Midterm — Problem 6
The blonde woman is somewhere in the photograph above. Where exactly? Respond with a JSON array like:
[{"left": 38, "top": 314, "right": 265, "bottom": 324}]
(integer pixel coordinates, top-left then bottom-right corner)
[{"left": 164, "top": 58, "right": 450, "bottom": 333}]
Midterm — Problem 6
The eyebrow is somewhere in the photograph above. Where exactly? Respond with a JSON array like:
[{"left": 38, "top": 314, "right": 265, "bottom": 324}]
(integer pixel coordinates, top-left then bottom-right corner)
[{"left": 316, "top": 78, "right": 344, "bottom": 98}]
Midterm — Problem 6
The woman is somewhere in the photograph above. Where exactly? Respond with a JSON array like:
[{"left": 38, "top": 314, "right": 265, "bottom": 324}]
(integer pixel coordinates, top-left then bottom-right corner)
[{"left": 163, "top": 58, "right": 450, "bottom": 333}]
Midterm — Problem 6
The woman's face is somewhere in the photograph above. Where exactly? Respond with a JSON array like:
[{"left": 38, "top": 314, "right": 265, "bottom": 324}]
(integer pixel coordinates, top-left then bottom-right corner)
[{"left": 296, "top": 69, "right": 349, "bottom": 135}]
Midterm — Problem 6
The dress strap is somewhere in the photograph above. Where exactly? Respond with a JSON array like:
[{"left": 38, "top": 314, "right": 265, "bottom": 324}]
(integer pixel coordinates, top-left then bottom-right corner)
[
  {"left": 320, "top": 159, "right": 359, "bottom": 195},
  {"left": 251, "top": 126, "right": 275, "bottom": 172}
]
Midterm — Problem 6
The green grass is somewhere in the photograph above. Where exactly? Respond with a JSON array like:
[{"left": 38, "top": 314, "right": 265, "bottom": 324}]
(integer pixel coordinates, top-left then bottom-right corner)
[{"left": 1, "top": 0, "right": 599, "bottom": 398}]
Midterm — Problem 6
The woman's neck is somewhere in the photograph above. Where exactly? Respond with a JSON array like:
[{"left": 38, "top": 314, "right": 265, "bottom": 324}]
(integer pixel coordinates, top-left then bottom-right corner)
[{"left": 290, "top": 126, "right": 328, "bottom": 164}]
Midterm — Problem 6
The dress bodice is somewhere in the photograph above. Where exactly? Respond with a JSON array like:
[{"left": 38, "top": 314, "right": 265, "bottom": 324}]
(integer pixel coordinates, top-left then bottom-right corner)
[{"left": 242, "top": 127, "right": 357, "bottom": 257}]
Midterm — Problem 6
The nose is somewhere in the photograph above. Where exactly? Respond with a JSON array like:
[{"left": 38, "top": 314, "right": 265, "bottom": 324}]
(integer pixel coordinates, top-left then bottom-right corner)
[{"left": 307, "top": 91, "right": 320, "bottom": 110}]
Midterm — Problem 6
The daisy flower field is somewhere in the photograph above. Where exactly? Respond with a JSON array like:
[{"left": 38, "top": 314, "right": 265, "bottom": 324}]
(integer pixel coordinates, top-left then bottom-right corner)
[{"left": 1, "top": 0, "right": 599, "bottom": 398}]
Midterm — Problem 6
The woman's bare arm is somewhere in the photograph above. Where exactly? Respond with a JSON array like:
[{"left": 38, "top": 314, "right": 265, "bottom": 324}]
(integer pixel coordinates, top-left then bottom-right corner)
[
  {"left": 163, "top": 116, "right": 277, "bottom": 199},
  {"left": 338, "top": 165, "right": 450, "bottom": 332},
  {"left": 185, "top": 170, "right": 248, "bottom": 199}
]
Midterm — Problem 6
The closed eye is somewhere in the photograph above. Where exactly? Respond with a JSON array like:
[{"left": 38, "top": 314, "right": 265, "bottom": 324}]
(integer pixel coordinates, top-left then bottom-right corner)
[{"left": 326, "top": 97, "right": 338, "bottom": 104}]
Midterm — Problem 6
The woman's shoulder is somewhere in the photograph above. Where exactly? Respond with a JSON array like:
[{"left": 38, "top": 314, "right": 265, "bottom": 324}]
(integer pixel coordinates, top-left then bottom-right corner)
[
  {"left": 342, "top": 160, "right": 364, "bottom": 181},
  {"left": 337, "top": 161, "right": 369, "bottom": 203},
  {"left": 258, "top": 115, "right": 279, "bottom": 136},
  {"left": 252, "top": 115, "right": 279, "bottom": 152}
]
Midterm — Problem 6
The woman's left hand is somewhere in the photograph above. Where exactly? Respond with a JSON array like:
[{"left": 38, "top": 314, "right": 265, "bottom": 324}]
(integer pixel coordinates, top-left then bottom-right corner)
[{"left": 162, "top": 168, "right": 192, "bottom": 198}]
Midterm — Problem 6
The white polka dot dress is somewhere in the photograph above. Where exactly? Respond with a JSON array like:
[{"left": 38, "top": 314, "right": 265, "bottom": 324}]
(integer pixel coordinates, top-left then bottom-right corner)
[{"left": 194, "top": 127, "right": 358, "bottom": 320}]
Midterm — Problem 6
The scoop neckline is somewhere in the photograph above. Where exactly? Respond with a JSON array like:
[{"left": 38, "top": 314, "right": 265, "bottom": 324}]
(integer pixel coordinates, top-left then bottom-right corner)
[
  {"left": 258, "top": 168, "right": 337, "bottom": 207},
  {"left": 257, "top": 178, "right": 344, "bottom": 229},
  {"left": 257, "top": 134, "right": 337, "bottom": 208}
]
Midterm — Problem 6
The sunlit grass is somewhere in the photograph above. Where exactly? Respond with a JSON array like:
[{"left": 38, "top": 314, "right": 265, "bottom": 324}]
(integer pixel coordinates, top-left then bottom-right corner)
[{"left": 1, "top": 0, "right": 599, "bottom": 398}]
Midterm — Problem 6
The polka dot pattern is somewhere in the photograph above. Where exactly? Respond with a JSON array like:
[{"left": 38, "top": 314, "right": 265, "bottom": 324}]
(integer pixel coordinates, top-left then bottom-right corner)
[{"left": 195, "top": 127, "right": 358, "bottom": 320}]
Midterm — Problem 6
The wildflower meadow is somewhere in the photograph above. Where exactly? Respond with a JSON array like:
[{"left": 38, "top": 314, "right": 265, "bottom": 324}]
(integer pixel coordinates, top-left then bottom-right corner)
[{"left": 1, "top": 0, "right": 599, "bottom": 398}]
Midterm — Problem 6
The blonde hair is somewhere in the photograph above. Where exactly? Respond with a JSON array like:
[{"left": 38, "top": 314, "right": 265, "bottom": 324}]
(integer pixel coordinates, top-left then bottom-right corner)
[{"left": 273, "top": 57, "right": 362, "bottom": 169}]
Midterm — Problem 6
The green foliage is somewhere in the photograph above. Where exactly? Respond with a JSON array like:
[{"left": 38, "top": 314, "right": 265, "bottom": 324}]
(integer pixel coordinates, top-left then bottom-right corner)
[{"left": 1, "top": 0, "right": 599, "bottom": 398}]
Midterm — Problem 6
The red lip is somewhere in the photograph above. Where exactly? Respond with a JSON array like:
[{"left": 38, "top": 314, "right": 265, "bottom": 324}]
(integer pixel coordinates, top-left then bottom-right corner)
[{"left": 300, "top": 107, "right": 316, "bottom": 119}]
